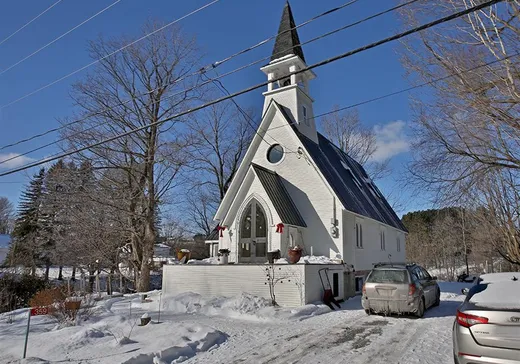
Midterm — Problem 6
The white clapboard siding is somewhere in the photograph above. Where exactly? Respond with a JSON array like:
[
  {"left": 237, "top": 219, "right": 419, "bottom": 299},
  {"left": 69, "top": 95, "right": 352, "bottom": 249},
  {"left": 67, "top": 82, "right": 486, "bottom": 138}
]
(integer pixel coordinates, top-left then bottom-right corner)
[
  {"left": 162, "top": 264, "right": 345, "bottom": 307},
  {"left": 304, "top": 265, "right": 345, "bottom": 304},
  {"left": 163, "top": 265, "right": 304, "bottom": 307}
]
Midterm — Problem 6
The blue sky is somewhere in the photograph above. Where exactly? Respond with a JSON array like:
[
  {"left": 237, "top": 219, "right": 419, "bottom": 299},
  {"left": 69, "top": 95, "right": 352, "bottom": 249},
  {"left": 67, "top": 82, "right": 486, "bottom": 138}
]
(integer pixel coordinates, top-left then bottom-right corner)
[{"left": 0, "top": 0, "right": 431, "bottom": 215}]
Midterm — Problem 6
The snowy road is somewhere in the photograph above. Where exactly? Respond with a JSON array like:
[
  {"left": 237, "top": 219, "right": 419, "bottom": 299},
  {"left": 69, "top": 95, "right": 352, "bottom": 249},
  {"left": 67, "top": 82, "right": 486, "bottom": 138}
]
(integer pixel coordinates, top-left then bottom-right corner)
[{"left": 185, "top": 286, "right": 466, "bottom": 364}]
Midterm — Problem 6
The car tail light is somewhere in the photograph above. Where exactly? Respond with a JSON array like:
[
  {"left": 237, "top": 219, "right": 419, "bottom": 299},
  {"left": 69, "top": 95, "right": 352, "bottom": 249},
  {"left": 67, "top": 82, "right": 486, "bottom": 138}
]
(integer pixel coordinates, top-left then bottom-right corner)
[
  {"left": 408, "top": 283, "right": 416, "bottom": 296},
  {"left": 456, "top": 310, "right": 489, "bottom": 328},
  {"left": 458, "top": 352, "right": 482, "bottom": 358},
  {"left": 362, "top": 283, "right": 366, "bottom": 295}
]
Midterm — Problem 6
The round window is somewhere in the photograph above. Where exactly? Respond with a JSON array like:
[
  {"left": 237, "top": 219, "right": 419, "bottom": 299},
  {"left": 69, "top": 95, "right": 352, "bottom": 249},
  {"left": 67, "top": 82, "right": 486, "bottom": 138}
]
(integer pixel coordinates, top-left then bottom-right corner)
[{"left": 267, "top": 144, "right": 284, "bottom": 164}]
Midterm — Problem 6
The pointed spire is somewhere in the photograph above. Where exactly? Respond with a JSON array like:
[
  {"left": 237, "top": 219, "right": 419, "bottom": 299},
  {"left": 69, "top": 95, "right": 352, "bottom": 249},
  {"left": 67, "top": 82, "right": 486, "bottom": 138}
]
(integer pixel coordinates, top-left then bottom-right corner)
[{"left": 271, "top": 1, "right": 305, "bottom": 63}]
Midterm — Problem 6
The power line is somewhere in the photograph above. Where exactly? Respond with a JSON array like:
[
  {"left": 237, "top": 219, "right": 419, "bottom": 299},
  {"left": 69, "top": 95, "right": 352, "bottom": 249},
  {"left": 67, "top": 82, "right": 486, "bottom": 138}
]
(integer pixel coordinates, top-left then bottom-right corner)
[
  {"left": 204, "top": 72, "right": 297, "bottom": 153},
  {"left": 0, "top": 0, "right": 122, "bottom": 76},
  {"left": 207, "top": 0, "right": 360, "bottom": 70},
  {"left": 0, "top": 0, "right": 404, "bottom": 155},
  {"left": 0, "top": 0, "right": 503, "bottom": 177},
  {"left": 0, "top": 0, "right": 221, "bottom": 109},
  {"left": 263, "top": 52, "right": 519, "bottom": 134},
  {"left": 0, "top": 0, "right": 362, "bottom": 152},
  {"left": 3, "top": 49, "right": 514, "bottom": 170},
  {"left": 0, "top": 0, "right": 64, "bottom": 47}
]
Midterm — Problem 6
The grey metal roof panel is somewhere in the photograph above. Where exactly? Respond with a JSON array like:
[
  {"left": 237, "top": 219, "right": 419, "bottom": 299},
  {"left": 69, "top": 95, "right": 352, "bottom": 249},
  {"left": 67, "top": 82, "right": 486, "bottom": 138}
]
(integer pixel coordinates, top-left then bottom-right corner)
[
  {"left": 297, "top": 133, "right": 407, "bottom": 231},
  {"left": 272, "top": 101, "right": 405, "bottom": 231},
  {"left": 271, "top": 2, "right": 306, "bottom": 63},
  {"left": 205, "top": 227, "right": 219, "bottom": 241},
  {"left": 252, "top": 164, "right": 306, "bottom": 227}
]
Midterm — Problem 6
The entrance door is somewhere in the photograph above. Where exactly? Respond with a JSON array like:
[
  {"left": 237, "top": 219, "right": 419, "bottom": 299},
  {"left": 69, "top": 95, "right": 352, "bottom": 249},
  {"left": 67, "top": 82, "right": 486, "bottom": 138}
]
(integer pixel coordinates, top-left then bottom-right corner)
[{"left": 239, "top": 200, "right": 267, "bottom": 262}]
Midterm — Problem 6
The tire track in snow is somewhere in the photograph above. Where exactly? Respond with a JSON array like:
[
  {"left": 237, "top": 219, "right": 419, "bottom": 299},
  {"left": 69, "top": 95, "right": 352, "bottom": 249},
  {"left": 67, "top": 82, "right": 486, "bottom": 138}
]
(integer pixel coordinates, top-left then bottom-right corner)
[
  {"left": 349, "top": 316, "right": 429, "bottom": 364},
  {"left": 228, "top": 312, "right": 375, "bottom": 364}
]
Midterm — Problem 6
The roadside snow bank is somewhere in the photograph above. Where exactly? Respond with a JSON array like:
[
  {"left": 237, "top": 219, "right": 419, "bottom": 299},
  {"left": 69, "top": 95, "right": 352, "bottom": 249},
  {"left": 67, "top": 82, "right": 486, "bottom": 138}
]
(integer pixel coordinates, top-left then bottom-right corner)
[
  {"left": 121, "top": 324, "right": 226, "bottom": 364},
  {"left": 144, "top": 292, "right": 330, "bottom": 321},
  {"left": 0, "top": 295, "right": 226, "bottom": 364}
]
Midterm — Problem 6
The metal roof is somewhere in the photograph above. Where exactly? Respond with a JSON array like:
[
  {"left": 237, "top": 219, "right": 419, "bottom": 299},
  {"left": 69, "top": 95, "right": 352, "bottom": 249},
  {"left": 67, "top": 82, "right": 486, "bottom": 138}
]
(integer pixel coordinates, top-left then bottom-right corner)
[
  {"left": 271, "top": 2, "right": 305, "bottom": 63},
  {"left": 297, "top": 133, "right": 407, "bottom": 231},
  {"left": 205, "top": 227, "right": 219, "bottom": 241},
  {"left": 252, "top": 164, "right": 306, "bottom": 227},
  {"left": 273, "top": 101, "right": 406, "bottom": 232}
]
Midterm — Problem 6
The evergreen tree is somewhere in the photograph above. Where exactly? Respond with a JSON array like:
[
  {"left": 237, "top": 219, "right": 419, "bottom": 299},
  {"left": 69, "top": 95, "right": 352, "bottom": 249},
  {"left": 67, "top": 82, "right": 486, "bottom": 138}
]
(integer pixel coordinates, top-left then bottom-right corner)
[
  {"left": 10, "top": 169, "right": 47, "bottom": 272},
  {"left": 41, "top": 160, "right": 69, "bottom": 280}
]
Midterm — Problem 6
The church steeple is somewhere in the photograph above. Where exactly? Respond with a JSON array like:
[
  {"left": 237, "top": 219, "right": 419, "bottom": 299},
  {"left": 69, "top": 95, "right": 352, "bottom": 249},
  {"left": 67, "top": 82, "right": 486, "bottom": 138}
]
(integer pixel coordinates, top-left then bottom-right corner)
[
  {"left": 271, "top": 1, "right": 305, "bottom": 63},
  {"left": 260, "top": 2, "right": 318, "bottom": 143}
]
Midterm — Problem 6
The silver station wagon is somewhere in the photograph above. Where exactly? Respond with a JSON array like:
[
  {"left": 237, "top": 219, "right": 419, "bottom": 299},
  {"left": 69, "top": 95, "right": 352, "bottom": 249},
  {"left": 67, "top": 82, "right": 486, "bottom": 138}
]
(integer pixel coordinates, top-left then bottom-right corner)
[{"left": 362, "top": 262, "right": 440, "bottom": 317}]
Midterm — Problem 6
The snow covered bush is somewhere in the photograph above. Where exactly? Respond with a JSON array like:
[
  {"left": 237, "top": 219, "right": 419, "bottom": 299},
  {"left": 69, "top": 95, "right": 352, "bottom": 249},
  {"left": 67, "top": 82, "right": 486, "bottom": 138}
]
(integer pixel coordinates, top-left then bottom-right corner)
[{"left": 29, "top": 286, "right": 96, "bottom": 326}]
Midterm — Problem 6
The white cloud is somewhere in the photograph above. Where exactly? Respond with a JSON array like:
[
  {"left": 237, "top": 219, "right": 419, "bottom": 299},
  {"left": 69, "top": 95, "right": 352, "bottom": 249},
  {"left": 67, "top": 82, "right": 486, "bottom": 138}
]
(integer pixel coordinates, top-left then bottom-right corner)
[
  {"left": 0, "top": 153, "right": 35, "bottom": 170},
  {"left": 370, "top": 120, "right": 410, "bottom": 162}
]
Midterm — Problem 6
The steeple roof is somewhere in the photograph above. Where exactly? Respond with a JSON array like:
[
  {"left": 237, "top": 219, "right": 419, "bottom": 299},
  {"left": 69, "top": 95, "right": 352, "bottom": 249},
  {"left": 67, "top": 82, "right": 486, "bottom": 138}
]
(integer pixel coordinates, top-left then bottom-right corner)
[{"left": 271, "top": 1, "right": 305, "bottom": 63}]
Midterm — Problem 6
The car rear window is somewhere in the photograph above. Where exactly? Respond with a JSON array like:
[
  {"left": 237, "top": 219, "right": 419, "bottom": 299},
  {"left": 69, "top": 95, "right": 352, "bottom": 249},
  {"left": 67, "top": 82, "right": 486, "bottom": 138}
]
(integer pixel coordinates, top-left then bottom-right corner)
[
  {"left": 468, "top": 281, "right": 520, "bottom": 309},
  {"left": 367, "top": 269, "right": 409, "bottom": 284}
]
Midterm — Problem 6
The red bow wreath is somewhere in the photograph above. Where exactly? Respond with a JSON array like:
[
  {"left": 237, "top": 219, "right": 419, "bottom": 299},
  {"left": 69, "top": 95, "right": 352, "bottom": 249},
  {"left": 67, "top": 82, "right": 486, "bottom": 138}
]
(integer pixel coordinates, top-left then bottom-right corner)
[
  {"left": 276, "top": 223, "right": 284, "bottom": 233},
  {"left": 217, "top": 225, "right": 226, "bottom": 237}
]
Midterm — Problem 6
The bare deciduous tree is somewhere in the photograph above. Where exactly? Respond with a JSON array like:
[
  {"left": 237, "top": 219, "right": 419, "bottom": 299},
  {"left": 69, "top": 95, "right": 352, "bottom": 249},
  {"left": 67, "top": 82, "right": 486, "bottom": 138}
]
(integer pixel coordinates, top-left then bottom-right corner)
[
  {"left": 321, "top": 106, "right": 390, "bottom": 181},
  {"left": 61, "top": 22, "right": 202, "bottom": 290},
  {"left": 470, "top": 170, "right": 520, "bottom": 265},
  {"left": 186, "top": 101, "right": 254, "bottom": 235},
  {"left": 400, "top": 0, "right": 520, "bottom": 264}
]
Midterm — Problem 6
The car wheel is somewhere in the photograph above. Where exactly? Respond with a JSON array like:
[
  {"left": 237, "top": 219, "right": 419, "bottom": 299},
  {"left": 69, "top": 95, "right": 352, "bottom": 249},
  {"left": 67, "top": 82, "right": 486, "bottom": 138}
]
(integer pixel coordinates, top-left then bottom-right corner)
[
  {"left": 433, "top": 289, "right": 441, "bottom": 307},
  {"left": 415, "top": 297, "right": 425, "bottom": 318}
]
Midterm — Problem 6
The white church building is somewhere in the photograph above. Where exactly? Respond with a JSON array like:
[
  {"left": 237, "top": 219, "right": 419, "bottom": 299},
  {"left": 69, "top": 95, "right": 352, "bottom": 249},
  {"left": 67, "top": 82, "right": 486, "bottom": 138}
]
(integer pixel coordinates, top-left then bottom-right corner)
[
  {"left": 164, "top": 2, "right": 407, "bottom": 305},
  {"left": 212, "top": 2, "right": 407, "bottom": 270}
]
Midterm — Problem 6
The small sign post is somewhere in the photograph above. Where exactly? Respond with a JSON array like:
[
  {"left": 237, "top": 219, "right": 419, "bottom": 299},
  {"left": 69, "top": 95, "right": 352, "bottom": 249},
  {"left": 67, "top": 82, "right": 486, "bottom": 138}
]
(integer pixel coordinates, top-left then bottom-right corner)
[{"left": 23, "top": 307, "right": 49, "bottom": 358}]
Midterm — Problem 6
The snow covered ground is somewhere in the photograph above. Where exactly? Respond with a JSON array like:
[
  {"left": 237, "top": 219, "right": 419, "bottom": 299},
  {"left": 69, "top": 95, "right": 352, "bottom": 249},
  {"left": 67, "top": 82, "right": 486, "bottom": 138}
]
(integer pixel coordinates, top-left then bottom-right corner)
[{"left": 0, "top": 282, "right": 471, "bottom": 364}]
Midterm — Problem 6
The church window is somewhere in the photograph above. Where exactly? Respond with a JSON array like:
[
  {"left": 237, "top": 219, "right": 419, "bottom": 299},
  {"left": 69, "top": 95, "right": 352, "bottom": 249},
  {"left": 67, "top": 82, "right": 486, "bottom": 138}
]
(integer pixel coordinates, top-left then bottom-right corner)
[
  {"left": 267, "top": 144, "right": 284, "bottom": 164},
  {"left": 303, "top": 106, "right": 309, "bottom": 126}
]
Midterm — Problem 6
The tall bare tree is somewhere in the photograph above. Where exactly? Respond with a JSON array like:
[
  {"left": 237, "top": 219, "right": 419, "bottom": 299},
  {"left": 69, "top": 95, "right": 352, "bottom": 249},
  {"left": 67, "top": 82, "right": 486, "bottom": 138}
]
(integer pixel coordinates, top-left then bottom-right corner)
[
  {"left": 470, "top": 170, "right": 520, "bottom": 265},
  {"left": 186, "top": 101, "right": 254, "bottom": 235},
  {"left": 321, "top": 107, "right": 390, "bottom": 181},
  {"left": 61, "top": 23, "right": 202, "bottom": 290},
  {"left": 400, "top": 1, "right": 520, "bottom": 264}
]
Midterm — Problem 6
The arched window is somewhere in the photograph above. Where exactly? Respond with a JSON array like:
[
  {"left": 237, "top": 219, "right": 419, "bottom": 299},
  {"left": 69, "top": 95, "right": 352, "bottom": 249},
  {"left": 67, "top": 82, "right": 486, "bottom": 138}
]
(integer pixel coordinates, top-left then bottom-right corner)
[
  {"left": 240, "top": 204, "right": 252, "bottom": 239},
  {"left": 239, "top": 199, "right": 268, "bottom": 260}
]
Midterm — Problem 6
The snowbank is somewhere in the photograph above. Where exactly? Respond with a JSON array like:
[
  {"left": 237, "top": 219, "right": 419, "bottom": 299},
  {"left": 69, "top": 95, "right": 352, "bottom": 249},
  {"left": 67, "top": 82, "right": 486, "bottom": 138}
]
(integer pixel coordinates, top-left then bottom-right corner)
[
  {"left": 438, "top": 281, "right": 473, "bottom": 295},
  {"left": 273, "top": 256, "right": 342, "bottom": 265},
  {"left": 140, "top": 291, "right": 331, "bottom": 321},
  {"left": 298, "top": 255, "right": 341, "bottom": 264},
  {"left": 0, "top": 294, "right": 226, "bottom": 364},
  {"left": 187, "top": 257, "right": 220, "bottom": 265}
]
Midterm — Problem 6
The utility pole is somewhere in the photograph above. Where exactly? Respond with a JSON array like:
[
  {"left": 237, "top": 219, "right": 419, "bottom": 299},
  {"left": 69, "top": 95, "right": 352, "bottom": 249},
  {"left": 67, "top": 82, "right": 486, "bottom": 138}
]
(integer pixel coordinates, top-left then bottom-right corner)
[{"left": 461, "top": 208, "right": 469, "bottom": 275}]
